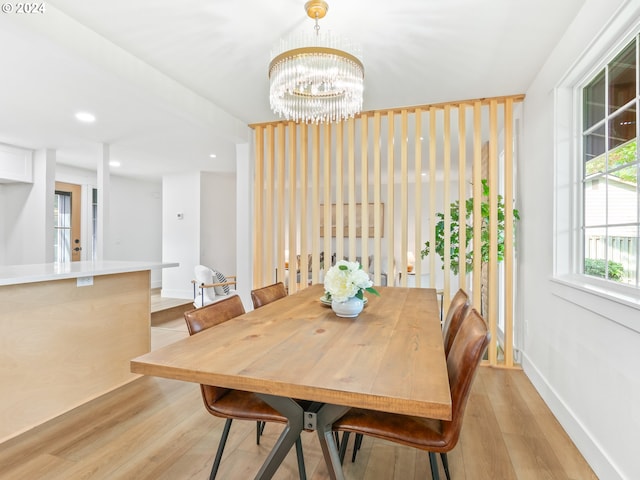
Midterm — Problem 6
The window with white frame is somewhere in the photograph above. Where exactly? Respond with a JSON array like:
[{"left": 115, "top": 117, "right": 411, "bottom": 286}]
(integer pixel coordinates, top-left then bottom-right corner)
[{"left": 581, "top": 37, "right": 639, "bottom": 288}]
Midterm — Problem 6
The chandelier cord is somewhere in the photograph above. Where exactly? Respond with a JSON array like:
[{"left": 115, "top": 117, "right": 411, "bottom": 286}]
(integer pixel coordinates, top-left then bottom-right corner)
[{"left": 314, "top": 14, "right": 320, "bottom": 36}]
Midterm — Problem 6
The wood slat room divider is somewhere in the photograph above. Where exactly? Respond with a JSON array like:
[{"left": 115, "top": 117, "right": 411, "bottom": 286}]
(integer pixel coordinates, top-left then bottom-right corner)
[{"left": 250, "top": 94, "right": 524, "bottom": 367}]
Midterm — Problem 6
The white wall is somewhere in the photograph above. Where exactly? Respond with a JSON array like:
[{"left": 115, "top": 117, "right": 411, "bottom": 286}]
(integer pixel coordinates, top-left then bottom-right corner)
[
  {"left": 106, "top": 175, "right": 163, "bottom": 286},
  {"left": 161, "top": 171, "right": 237, "bottom": 299},
  {"left": 162, "top": 172, "right": 201, "bottom": 298},
  {"left": 200, "top": 172, "right": 236, "bottom": 277},
  {"left": 520, "top": 1, "right": 639, "bottom": 479},
  {"left": 1, "top": 149, "right": 55, "bottom": 265}
]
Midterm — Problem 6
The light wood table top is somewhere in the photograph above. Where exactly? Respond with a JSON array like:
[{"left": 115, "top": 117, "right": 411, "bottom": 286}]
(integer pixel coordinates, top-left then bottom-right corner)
[{"left": 131, "top": 284, "right": 451, "bottom": 421}]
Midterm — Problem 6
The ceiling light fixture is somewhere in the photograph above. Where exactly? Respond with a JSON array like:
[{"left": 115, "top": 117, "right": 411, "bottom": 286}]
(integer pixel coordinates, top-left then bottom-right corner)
[
  {"left": 268, "top": 0, "right": 364, "bottom": 124},
  {"left": 75, "top": 112, "right": 96, "bottom": 123}
]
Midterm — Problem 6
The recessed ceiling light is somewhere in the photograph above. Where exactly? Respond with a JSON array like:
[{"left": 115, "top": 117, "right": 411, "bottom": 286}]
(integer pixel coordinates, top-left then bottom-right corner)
[
  {"left": 209, "top": 154, "right": 217, "bottom": 158},
  {"left": 109, "top": 161, "right": 121, "bottom": 167},
  {"left": 75, "top": 112, "right": 96, "bottom": 123}
]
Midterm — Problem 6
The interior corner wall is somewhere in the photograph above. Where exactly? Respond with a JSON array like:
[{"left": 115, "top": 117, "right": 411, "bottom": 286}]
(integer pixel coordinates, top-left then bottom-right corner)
[
  {"left": 200, "top": 172, "right": 236, "bottom": 278},
  {"left": 520, "top": 1, "right": 638, "bottom": 479},
  {"left": 162, "top": 172, "right": 201, "bottom": 299}
]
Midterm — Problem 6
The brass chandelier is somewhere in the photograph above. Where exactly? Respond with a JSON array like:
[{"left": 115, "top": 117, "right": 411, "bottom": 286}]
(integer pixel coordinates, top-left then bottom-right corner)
[{"left": 268, "top": 0, "right": 364, "bottom": 124}]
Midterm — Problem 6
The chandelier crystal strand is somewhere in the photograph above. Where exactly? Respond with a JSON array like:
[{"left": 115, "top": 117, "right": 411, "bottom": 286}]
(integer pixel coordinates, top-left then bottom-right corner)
[{"left": 268, "top": 1, "right": 364, "bottom": 124}]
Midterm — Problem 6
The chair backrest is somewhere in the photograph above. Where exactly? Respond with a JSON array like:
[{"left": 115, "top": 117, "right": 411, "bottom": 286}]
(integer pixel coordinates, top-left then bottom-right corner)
[
  {"left": 442, "top": 289, "right": 470, "bottom": 357},
  {"left": 251, "top": 282, "right": 287, "bottom": 309},
  {"left": 183, "top": 295, "right": 246, "bottom": 405},
  {"left": 184, "top": 294, "right": 245, "bottom": 335},
  {"left": 441, "top": 307, "right": 490, "bottom": 446}
]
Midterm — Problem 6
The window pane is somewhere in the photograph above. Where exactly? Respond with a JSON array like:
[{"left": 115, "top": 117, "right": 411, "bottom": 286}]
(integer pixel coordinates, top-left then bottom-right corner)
[
  {"left": 607, "top": 173, "right": 638, "bottom": 225},
  {"left": 584, "top": 227, "right": 607, "bottom": 277},
  {"left": 584, "top": 177, "right": 606, "bottom": 226},
  {"left": 609, "top": 40, "right": 636, "bottom": 113},
  {"left": 608, "top": 225, "right": 638, "bottom": 285},
  {"left": 607, "top": 137, "right": 638, "bottom": 174},
  {"left": 584, "top": 124, "right": 606, "bottom": 175},
  {"left": 584, "top": 70, "right": 605, "bottom": 129},
  {"left": 608, "top": 107, "right": 636, "bottom": 151}
]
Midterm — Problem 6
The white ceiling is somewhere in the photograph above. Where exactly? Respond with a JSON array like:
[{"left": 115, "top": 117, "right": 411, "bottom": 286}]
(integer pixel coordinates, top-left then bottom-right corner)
[{"left": 0, "top": 0, "right": 585, "bottom": 181}]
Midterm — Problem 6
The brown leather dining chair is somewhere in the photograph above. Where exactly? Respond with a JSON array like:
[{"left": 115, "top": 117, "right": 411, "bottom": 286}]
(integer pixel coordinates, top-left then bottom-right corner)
[
  {"left": 333, "top": 307, "right": 490, "bottom": 480},
  {"left": 183, "top": 295, "right": 306, "bottom": 480},
  {"left": 251, "top": 281, "right": 287, "bottom": 309},
  {"left": 442, "top": 288, "right": 471, "bottom": 357},
  {"left": 348, "top": 288, "right": 472, "bottom": 463}
]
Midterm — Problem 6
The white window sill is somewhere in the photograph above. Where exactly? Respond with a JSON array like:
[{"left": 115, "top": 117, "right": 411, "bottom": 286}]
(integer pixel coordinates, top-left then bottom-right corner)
[{"left": 551, "top": 275, "right": 640, "bottom": 333}]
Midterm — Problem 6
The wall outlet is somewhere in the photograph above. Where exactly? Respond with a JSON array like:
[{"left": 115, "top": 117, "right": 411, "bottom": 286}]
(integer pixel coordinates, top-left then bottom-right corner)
[{"left": 77, "top": 276, "right": 94, "bottom": 287}]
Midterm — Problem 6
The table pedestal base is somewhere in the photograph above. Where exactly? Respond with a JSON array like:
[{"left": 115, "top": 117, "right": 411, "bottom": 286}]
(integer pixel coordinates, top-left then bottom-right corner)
[{"left": 256, "top": 394, "right": 350, "bottom": 480}]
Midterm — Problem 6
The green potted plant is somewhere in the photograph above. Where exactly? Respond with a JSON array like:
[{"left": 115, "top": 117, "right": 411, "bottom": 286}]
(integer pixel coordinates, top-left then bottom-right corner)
[{"left": 420, "top": 178, "right": 520, "bottom": 279}]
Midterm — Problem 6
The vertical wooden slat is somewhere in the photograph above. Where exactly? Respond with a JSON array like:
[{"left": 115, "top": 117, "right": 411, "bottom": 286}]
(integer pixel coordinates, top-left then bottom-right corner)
[
  {"left": 472, "top": 102, "right": 483, "bottom": 312},
  {"left": 373, "top": 113, "right": 382, "bottom": 285},
  {"left": 299, "top": 124, "right": 313, "bottom": 284},
  {"left": 276, "top": 124, "right": 286, "bottom": 285},
  {"left": 504, "top": 98, "right": 514, "bottom": 367},
  {"left": 323, "top": 124, "right": 332, "bottom": 272},
  {"left": 335, "top": 122, "right": 344, "bottom": 262},
  {"left": 311, "top": 124, "right": 321, "bottom": 284},
  {"left": 414, "top": 109, "right": 423, "bottom": 286},
  {"left": 429, "top": 107, "right": 437, "bottom": 287},
  {"left": 288, "top": 122, "right": 297, "bottom": 294},
  {"left": 348, "top": 117, "right": 357, "bottom": 260},
  {"left": 386, "top": 112, "right": 395, "bottom": 286},
  {"left": 360, "top": 114, "right": 370, "bottom": 273},
  {"left": 400, "top": 110, "right": 409, "bottom": 286},
  {"left": 488, "top": 99, "right": 499, "bottom": 365},
  {"left": 458, "top": 105, "right": 467, "bottom": 289},
  {"left": 285, "top": 122, "right": 298, "bottom": 294},
  {"left": 443, "top": 105, "right": 451, "bottom": 308},
  {"left": 253, "top": 126, "right": 264, "bottom": 287},
  {"left": 265, "top": 125, "right": 275, "bottom": 286}
]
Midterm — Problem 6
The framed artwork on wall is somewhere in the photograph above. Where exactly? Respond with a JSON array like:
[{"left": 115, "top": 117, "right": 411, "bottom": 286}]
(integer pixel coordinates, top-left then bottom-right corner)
[{"left": 320, "top": 203, "right": 384, "bottom": 238}]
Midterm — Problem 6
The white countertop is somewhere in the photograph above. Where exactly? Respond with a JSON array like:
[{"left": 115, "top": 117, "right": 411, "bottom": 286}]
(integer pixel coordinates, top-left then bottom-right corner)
[{"left": 0, "top": 260, "right": 178, "bottom": 286}]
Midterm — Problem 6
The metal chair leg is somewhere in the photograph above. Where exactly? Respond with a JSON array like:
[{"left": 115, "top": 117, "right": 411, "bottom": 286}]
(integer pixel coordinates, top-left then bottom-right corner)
[
  {"left": 209, "top": 418, "right": 233, "bottom": 480},
  {"left": 338, "top": 431, "right": 350, "bottom": 464},
  {"left": 352, "top": 433, "right": 363, "bottom": 462},
  {"left": 440, "top": 452, "right": 450, "bottom": 480},
  {"left": 256, "top": 421, "right": 264, "bottom": 445},
  {"left": 295, "top": 436, "right": 307, "bottom": 480},
  {"left": 428, "top": 451, "right": 440, "bottom": 480}
]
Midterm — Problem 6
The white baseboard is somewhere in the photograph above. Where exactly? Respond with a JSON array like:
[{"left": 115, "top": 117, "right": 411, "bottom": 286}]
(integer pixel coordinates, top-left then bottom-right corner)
[{"left": 521, "top": 352, "right": 624, "bottom": 480}]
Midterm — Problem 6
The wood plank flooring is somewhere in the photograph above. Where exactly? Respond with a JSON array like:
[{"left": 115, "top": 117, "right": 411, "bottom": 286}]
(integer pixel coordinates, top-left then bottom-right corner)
[
  {"left": 0, "top": 367, "right": 597, "bottom": 479},
  {"left": 0, "top": 299, "right": 598, "bottom": 479}
]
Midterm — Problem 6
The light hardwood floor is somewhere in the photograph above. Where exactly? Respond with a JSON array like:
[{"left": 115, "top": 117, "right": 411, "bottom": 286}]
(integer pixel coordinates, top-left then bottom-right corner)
[{"left": 0, "top": 303, "right": 598, "bottom": 480}]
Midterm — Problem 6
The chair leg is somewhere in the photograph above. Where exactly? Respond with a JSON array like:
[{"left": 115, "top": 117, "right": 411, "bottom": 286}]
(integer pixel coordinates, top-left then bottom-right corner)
[
  {"left": 209, "top": 418, "right": 233, "bottom": 480},
  {"left": 440, "top": 453, "right": 451, "bottom": 480},
  {"left": 256, "top": 421, "right": 264, "bottom": 445},
  {"left": 338, "top": 432, "right": 350, "bottom": 464},
  {"left": 295, "top": 436, "right": 307, "bottom": 480},
  {"left": 428, "top": 451, "right": 440, "bottom": 480},
  {"left": 351, "top": 433, "right": 363, "bottom": 463}
]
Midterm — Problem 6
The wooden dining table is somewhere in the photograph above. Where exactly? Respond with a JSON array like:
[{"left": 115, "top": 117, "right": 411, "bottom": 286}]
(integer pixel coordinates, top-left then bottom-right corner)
[{"left": 130, "top": 284, "right": 451, "bottom": 480}]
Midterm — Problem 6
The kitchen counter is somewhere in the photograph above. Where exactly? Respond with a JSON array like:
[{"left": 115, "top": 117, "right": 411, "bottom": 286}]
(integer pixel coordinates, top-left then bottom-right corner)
[{"left": 0, "top": 260, "right": 177, "bottom": 443}]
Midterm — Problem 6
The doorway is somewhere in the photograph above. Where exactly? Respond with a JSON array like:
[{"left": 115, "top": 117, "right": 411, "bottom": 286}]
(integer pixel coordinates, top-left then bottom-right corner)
[{"left": 54, "top": 182, "right": 82, "bottom": 262}]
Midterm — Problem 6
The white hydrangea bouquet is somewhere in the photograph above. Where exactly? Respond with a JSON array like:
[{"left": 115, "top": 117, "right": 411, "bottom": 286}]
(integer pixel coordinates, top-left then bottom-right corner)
[{"left": 323, "top": 260, "right": 380, "bottom": 302}]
